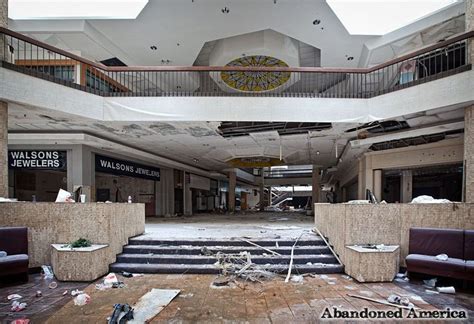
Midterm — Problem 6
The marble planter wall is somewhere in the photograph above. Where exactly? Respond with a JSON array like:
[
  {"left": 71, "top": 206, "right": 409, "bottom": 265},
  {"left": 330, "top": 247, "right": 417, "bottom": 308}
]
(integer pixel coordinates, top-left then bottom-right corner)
[
  {"left": 314, "top": 203, "right": 474, "bottom": 267},
  {"left": 0, "top": 202, "right": 145, "bottom": 268}
]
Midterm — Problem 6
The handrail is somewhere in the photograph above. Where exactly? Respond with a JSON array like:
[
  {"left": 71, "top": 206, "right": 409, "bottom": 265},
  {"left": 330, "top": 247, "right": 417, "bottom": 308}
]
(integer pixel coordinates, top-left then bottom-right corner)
[{"left": 0, "top": 27, "right": 473, "bottom": 73}]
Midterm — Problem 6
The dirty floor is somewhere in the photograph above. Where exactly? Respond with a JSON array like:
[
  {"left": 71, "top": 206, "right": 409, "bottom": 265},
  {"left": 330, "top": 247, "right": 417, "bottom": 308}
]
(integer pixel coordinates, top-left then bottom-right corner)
[
  {"left": 2, "top": 273, "right": 473, "bottom": 323},
  {"left": 144, "top": 211, "right": 313, "bottom": 240}
]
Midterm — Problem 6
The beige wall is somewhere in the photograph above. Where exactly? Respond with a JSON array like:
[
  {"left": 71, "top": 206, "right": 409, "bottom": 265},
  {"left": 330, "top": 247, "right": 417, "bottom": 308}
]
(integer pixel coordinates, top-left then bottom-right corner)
[
  {"left": 465, "top": 106, "right": 474, "bottom": 202},
  {"left": 0, "top": 202, "right": 145, "bottom": 268},
  {"left": 356, "top": 137, "right": 463, "bottom": 199},
  {"left": 315, "top": 203, "right": 474, "bottom": 268}
]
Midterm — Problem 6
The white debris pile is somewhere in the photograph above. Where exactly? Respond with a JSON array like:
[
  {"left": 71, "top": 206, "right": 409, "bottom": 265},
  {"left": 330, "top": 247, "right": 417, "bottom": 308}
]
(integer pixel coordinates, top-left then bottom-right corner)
[
  {"left": 411, "top": 195, "right": 451, "bottom": 203},
  {"left": 214, "top": 251, "right": 277, "bottom": 283}
]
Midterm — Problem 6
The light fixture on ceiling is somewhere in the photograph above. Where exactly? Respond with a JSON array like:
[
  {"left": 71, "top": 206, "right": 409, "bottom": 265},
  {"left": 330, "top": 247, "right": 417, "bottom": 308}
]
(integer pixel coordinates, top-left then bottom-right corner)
[
  {"left": 177, "top": 43, "right": 180, "bottom": 46},
  {"left": 221, "top": 7, "right": 229, "bottom": 14},
  {"left": 313, "top": 19, "right": 321, "bottom": 25},
  {"left": 316, "top": 151, "right": 320, "bottom": 155},
  {"left": 347, "top": 56, "right": 354, "bottom": 61},
  {"left": 161, "top": 59, "right": 172, "bottom": 64},
  {"left": 150, "top": 45, "right": 157, "bottom": 50}
]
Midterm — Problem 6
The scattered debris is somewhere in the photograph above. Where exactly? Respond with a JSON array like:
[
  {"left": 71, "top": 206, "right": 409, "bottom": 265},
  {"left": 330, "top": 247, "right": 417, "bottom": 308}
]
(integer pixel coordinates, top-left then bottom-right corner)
[
  {"left": 411, "top": 195, "right": 451, "bottom": 203},
  {"left": 394, "top": 272, "right": 409, "bottom": 283},
  {"left": 10, "top": 319, "right": 30, "bottom": 324},
  {"left": 435, "top": 254, "right": 448, "bottom": 261},
  {"left": 348, "top": 294, "right": 419, "bottom": 310},
  {"left": 423, "top": 278, "right": 437, "bottom": 288},
  {"left": 71, "top": 289, "right": 84, "bottom": 296},
  {"left": 424, "top": 289, "right": 439, "bottom": 295},
  {"left": 214, "top": 251, "right": 276, "bottom": 282},
  {"left": 7, "top": 294, "right": 22, "bottom": 301},
  {"left": 179, "top": 293, "right": 194, "bottom": 298},
  {"left": 128, "top": 289, "right": 180, "bottom": 323},
  {"left": 200, "top": 247, "right": 213, "bottom": 256},
  {"left": 212, "top": 276, "right": 230, "bottom": 287},
  {"left": 239, "top": 239, "right": 282, "bottom": 256},
  {"left": 74, "top": 293, "right": 91, "bottom": 306},
  {"left": 48, "top": 282, "right": 58, "bottom": 289},
  {"left": 55, "top": 189, "right": 75, "bottom": 202},
  {"left": 387, "top": 294, "right": 413, "bottom": 307},
  {"left": 121, "top": 271, "right": 133, "bottom": 278},
  {"left": 41, "top": 265, "right": 54, "bottom": 279},
  {"left": 11, "top": 301, "right": 27, "bottom": 312},
  {"left": 436, "top": 286, "right": 456, "bottom": 294},
  {"left": 62, "top": 290, "right": 68, "bottom": 296},
  {"left": 344, "top": 286, "right": 357, "bottom": 290},
  {"left": 285, "top": 233, "right": 305, "bottom": 283},
  {"left": 108, "top": 303, "right": 134, "bottom": 324},
  {"left": 290, "top": 275, "right": 304, "bottom": 283},
  {"left": 341, "top": 275, "right": 352, "bottom": 280},
  {"left": 35, "top": 291, "right": 42, "bottom": 298}
]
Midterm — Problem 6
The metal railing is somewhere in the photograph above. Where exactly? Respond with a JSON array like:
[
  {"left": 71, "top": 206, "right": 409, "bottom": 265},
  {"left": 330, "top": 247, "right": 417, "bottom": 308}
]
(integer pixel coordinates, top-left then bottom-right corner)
[{"left": 1, "top": 27, "right": 472, "bottom": 98}]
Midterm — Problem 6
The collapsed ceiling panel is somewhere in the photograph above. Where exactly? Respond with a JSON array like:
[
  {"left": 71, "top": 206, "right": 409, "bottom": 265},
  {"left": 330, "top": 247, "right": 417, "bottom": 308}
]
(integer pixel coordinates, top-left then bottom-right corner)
[{"left": 218, "top": 122, "right": 332, "bottom": 138}]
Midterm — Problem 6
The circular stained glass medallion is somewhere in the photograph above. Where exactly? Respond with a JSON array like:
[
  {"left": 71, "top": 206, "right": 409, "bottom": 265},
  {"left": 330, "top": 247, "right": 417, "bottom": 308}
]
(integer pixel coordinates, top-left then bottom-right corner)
[{"left": 221, "top": 55, "right": 290, "bottom": 92}]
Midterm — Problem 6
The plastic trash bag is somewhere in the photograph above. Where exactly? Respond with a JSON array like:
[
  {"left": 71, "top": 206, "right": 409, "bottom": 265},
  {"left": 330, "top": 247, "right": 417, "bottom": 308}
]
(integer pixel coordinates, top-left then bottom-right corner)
[{"left": 73, "top": 293, "right": 91, "bottom": 306}]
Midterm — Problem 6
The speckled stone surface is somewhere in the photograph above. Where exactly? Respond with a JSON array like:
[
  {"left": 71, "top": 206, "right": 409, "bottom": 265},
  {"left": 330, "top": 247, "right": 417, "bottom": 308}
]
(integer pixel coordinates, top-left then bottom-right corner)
[
  {"left": 344, "top": 246, "right": 400, "bottom": 282},
  {"left": 0, "top": 102, "right": 7, "bottom": 197},
  {"left": 465, "top": 106, "right": 474, "bottom": 203},
  {"left": 315, "top": 203, "right": 474, "bottom": 272},
  {"left": 0, "top": 202, "right": 145, "bottom": 268},
  {"left": 51, "top": 244, "right": 110, "bottom": 281}
]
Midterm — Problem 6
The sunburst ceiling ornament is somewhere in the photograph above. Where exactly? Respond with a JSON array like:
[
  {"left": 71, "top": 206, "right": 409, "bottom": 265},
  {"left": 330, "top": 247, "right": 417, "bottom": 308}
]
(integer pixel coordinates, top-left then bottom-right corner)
[{"left": 221, "top": 55, "right": 290, "bottom": 92}]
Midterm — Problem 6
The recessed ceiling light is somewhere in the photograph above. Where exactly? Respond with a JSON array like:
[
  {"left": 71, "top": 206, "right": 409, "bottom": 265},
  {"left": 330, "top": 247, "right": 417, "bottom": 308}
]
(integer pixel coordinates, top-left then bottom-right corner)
[
  {"left": 150, "top": 45, "right": 157, "bottom": 50},
  {"left": 347, "top": 56, "right": 354, "bottom": 61},
  {"left": 221, "top": 7, "right": 229, "bottom": 14},
  {"left": 316, "top": 151, "right": 320, "bottom": 155},
  {"left": 313, "top": 19, "right": 321, "bottom": 25}
]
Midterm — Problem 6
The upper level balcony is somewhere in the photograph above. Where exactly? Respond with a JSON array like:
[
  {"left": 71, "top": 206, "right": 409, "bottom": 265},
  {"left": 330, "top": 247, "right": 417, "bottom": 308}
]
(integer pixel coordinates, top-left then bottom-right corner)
[{"left": 1, "top": 27, "right": 473, "bottom": 100}]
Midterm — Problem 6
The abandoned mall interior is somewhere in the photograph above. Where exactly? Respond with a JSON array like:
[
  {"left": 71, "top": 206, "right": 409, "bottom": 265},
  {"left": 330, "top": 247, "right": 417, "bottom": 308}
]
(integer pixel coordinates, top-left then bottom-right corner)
[{"left": 0, "top": 0, "right": 474, "bottom": 322}]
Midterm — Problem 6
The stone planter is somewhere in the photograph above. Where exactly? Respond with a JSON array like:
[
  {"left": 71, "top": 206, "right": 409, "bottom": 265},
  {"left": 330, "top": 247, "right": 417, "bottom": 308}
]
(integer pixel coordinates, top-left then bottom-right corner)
[
  {"left": 51, "top": 244, "right": 109, "bottom": 281},
  {"left": 344, "top": 245, "right": 400, "bottom": 282}
]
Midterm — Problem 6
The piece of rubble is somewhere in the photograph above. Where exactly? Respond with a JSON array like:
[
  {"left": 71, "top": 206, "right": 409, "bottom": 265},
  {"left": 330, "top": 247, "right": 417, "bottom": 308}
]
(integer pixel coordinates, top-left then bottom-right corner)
[{"left": 213, "top": 276, "right": 230, "bottom": 287}]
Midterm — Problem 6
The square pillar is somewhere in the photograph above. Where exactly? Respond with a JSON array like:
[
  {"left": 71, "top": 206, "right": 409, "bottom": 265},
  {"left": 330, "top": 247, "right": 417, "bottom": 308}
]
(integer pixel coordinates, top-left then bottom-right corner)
[
  {"left": 400, "top": 170, "right": 413, "bottom": 203},
  {"left": 465, "top": 105, "right": 474, "bottom": 202},
  {"left": 228, "top": 171, "right": 236, "bottom": 212},
  {"left": 312, "top": 166, "right": 320, "bottom": 210},
  {"left": 373, "top": 169, "right": 383, "bottom": 202},
  {"left": 259, "top": 170, "right": 265, "bottom": 211},
  {"left": 0, "top": 102, "right": 7, "bottom": 197}
]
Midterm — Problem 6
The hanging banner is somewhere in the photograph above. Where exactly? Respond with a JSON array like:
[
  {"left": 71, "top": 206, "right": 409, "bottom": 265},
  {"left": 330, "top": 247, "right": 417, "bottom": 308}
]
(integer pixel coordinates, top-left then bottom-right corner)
[
  {"left": 95, "top": 154, "right": 160, "bottom": 181},
  {"left": 8, "top": 150, "right": 67, "bottom": 170}
]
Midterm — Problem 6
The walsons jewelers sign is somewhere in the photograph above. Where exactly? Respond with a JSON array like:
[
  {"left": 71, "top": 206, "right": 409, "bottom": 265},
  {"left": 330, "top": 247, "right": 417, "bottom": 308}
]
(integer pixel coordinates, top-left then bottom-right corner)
[
  {"left": 8, "top": 150, "right": 67, "bottom": 170},
  {"left": 95, "top": 154, "right": 160, "bottom": 181}
]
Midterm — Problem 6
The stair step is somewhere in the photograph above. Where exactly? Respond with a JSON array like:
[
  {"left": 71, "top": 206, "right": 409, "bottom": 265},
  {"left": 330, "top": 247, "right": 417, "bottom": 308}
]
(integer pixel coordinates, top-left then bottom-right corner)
[
  {"left": 110, "top": 262, "right": 344, "bottom": 275},
  {"left": 128, "top": 238, "right": 325, "bottom": 247},
  {"left": 116, "top": 253, "right": 337, "bottom": 265},
  {"left": 122, "top": 245, "right": 330, "bottom": 255}
]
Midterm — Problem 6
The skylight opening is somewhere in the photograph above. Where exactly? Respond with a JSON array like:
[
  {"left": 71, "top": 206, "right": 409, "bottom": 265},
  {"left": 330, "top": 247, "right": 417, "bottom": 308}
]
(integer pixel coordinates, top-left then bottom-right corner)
[
  {"left": 327, "top": 0, "right": 459, "bottom": 35},
  {"left": 8, "top": 0, "right": 149, "bottom": 20}
]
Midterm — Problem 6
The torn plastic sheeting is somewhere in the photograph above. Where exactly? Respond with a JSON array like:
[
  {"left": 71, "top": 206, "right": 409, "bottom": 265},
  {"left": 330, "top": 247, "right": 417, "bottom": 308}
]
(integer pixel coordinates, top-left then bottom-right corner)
[
  {"left": 129, "top": 289, "right": 180, "bottom": 324},
  {"left": 411, "top": 195, "right": 451, "bottom": 203}
]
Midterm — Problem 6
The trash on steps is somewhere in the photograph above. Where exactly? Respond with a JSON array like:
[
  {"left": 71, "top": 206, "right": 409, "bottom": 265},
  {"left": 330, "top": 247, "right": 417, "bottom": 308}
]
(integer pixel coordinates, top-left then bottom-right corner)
[
  {"left": 128, "top": 289, "right": 180, "bottom": 324},
  {"left": 7, "top": 294, "right": 22, "bottom": 300}
]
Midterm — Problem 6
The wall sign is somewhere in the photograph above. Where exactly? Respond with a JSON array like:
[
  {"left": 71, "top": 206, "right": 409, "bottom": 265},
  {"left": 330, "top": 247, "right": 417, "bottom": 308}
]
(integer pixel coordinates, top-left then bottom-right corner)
[
  {"left": 8, "top": 150, "right": 67, "bottom": 170},
  {"left": 95, "top": 154, "right": 160, "bottom": 181}
]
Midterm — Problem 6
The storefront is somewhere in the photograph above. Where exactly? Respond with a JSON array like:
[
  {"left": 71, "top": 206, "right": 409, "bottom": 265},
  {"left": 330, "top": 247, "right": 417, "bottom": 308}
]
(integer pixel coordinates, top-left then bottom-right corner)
[
  {"left": 94, "top": 154, "right": 160, "bottom": 216},
  {"left": 8, "top": 150, "right": 68, "bottom": 202}
]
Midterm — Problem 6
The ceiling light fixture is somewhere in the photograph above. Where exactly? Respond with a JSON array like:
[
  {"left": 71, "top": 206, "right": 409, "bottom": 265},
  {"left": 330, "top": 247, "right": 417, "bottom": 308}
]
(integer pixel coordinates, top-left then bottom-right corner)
[
  {"left": 221, "top": 7, "right": 229, "bottom": 14},
  {"left": 150, "top": 45, "right": 157, "bottom": 50},
  {"left": 313, "top": 19, "right": 321, "bottom": 25},
  {"left": 347, "top": 56, "right": 354, "bottom": 61}
]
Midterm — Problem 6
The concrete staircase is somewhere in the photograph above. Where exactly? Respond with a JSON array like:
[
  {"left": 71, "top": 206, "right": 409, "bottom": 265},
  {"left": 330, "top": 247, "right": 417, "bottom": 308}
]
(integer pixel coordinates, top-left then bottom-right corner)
[{"left": 110, "top": 236, "right": 343, "bottom": 274}]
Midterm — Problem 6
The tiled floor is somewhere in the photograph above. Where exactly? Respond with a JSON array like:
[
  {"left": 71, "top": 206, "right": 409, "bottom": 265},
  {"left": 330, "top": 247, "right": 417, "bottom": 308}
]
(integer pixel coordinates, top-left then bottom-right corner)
[
  {"left": 2, "top": 273, "right": 472, "bottom": 323},
  {"left": 0, "top": 274, "right": 88, "bottom": 323}
]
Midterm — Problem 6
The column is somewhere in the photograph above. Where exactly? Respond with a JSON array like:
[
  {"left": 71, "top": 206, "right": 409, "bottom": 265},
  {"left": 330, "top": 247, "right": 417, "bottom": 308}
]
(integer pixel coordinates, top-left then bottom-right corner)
[
  {"left": 0, "top": 1, "right": 8, "bottom": 197},
  {"left": 465, "top": 106, "right": 474, "bottom": 202},
  {"left": 400, "top": 170, "right": 413, "bottom": 203},
  {"left": 259, "top": 170, "right": 265, "bottom": 211},
  {"left": 183, "top": 171, "right": 192, "bottom": 216},
  {"left": 467, "top": 1, "right": 474, "bottom": 63},
  {"left": 267, "top": 186, "right": 272, "bottom": 206},
  {"left": 156, "top": 168, "right": 175, "bottom": 216},
  {"left": 69, "top": 145, "right": 94, "bottom": 202},
  {"left": 357, "top": 158, "right": 364, "bottom": 199},
  {"left": 0, "top": 102, "right": 7, "bottom": 197},
  {"left": 312, "top": 166, "right": 320, "bottom": 211},
  {"left": 228, "top": 170, "right": 236, "bottom": 212},
  {"left": 373, "top": 169, "right": 383, "bottom": 202}
]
